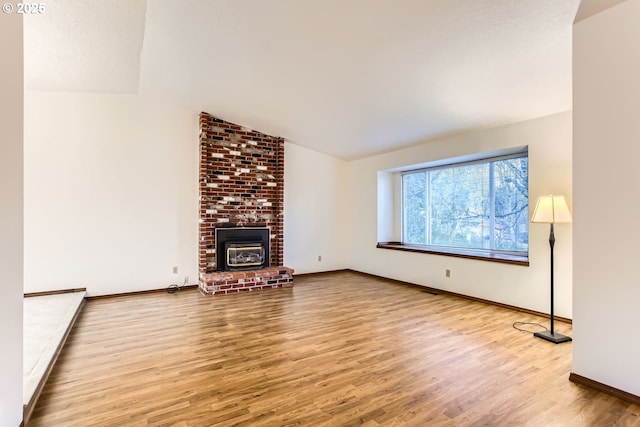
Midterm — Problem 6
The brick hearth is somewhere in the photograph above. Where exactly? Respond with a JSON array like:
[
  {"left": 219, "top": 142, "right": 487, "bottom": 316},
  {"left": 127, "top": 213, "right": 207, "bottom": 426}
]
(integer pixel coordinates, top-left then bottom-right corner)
[{"left": 200, "top": 266, "right": 294, "bottom": 296}]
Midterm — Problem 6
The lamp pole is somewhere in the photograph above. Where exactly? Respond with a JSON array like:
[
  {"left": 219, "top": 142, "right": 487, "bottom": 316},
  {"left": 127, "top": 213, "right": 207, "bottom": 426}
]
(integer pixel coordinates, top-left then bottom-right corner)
[{"left": 549, "top": 222, "right": 555, "bottom": 336}]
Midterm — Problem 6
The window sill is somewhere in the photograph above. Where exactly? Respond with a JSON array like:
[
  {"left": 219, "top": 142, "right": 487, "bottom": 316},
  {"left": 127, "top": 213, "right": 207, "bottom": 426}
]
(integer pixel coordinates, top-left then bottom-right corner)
[{"left": 376, "top": 242, "right": 529, "bottom": 266}]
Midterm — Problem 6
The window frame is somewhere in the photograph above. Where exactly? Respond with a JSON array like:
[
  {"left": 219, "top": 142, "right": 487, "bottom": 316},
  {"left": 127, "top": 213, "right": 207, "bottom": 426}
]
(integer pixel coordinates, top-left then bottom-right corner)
[{"left": 391, "top": 148, "right": 529, "bottom": 265}]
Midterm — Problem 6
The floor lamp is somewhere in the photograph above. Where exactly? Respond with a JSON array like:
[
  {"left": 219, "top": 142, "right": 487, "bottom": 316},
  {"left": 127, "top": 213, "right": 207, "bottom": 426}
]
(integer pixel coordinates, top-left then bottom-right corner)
[{"left": 531, "top": 195, "right": 572, "bottom": 344}]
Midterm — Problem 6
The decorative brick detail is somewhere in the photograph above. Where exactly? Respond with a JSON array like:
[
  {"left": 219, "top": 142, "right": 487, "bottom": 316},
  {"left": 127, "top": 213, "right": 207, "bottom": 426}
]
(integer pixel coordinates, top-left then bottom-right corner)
[
  {"left": 198, "top": 113, "right": 289, "bottom": 292},
  {"left": 200, "top": 266, "right": 295, "bottom": 296}
]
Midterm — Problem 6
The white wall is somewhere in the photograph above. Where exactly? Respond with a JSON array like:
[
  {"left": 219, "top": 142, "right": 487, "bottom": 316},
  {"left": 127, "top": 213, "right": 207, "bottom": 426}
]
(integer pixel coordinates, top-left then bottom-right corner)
[
  {"left": 24, "top": 92, "right": 199, "bottom": 296},
  {"left": 348, "top": 112, "right": 573, "bottom": 317},
  {"left": 284, "top": 142, "right": 350, "bottom": 273},
  {"left": 573, "top": 0, "right": 640, "bottom": 396},
  {"left": 0, "top": 14, "right": 24, "bottom": 427}
]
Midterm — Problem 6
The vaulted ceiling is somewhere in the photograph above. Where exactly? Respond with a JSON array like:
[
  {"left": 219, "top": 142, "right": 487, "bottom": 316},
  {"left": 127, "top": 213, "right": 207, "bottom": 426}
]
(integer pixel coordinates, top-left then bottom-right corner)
[{"left": 24, "top": 0, "right": 581, "bottom": 160}]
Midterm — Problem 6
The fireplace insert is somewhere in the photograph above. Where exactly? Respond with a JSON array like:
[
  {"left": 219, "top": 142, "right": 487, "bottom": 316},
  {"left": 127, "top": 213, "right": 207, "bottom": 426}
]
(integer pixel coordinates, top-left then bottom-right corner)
[{"left": 215, "top": 227, "right": 270, "bottom": 271}]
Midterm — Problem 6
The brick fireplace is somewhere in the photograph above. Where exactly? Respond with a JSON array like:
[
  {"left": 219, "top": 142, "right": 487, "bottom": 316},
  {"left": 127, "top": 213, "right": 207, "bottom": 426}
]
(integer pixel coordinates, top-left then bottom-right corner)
[{"left": 198, "top": 112, "right": 294, "bottom": 295}]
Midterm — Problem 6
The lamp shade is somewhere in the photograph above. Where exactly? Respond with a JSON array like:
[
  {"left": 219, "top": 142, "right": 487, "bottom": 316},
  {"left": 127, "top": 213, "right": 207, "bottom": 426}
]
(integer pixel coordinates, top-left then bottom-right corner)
[{"left": 531, "top": 195, "right": 572, "bottom": 224}]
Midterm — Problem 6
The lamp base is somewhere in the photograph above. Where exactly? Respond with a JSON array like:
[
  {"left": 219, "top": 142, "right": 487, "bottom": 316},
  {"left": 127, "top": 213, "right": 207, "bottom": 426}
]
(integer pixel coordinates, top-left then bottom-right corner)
[{"left": 534, "top": 330, "right": 572, "bottom": 344}]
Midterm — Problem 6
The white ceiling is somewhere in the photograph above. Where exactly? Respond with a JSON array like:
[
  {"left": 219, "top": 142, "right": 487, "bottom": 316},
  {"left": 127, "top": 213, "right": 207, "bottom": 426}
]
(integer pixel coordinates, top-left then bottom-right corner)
[{"left": 24, "top": 0, "right": 580, "bottom": 160}]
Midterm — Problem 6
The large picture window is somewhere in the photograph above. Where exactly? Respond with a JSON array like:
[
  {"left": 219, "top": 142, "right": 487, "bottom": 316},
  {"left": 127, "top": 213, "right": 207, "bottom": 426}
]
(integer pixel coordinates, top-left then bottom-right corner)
[{"left": 402, "top": 151, "right": 528, "bottom": 256}]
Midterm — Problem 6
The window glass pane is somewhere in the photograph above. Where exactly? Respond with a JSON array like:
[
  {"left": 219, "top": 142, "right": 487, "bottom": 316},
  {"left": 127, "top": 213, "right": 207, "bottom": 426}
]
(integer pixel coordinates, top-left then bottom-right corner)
[
  {"left": 430, "top": 163, "right": 489, "bottom": 249},
  {"left": 492, "top": 157, "right": 529, "bottom": 251},
  {"left": 402, "top": 171, "right": 427, "bottom": 244}
]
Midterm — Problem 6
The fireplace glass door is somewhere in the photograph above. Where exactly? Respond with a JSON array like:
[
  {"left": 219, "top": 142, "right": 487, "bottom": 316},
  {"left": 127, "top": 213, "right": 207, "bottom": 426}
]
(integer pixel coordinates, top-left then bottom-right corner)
[{"left": 226, "top": 242, "right": 265, "bottom": 270}]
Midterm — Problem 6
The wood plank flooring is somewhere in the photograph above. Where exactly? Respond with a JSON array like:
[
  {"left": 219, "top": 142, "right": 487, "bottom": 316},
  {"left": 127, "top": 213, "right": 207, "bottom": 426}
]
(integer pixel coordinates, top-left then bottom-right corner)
[{"left": 29, "top": 271, "right": 640, "bottom": 426}]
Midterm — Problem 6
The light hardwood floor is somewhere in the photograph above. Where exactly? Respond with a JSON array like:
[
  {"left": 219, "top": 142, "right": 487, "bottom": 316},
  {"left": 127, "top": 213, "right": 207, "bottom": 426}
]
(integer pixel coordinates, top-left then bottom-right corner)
[{"left": 29, "top": 271, "right": 640, "bottom": 426}]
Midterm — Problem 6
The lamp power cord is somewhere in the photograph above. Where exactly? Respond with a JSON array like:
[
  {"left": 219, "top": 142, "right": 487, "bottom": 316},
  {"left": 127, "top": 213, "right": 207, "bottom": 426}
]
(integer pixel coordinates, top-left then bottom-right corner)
[
  {"left": 167, "top": 276, "right": 189, "bottom": 294},
  {"left": 512, "top": 321, "right": 549, "bottom": 334}
]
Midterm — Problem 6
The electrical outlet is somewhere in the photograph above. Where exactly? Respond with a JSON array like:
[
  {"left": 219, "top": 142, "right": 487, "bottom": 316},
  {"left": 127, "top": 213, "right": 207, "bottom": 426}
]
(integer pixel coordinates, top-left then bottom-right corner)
[
  {"left": 318, "top": 255, "right": 322, "bottom": 261},
  {"left": 445, "top": 269, "right": 451, "bottom": 278},
  {"left": 173, "top": 266, "right": 178, "bottom": 274}
]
